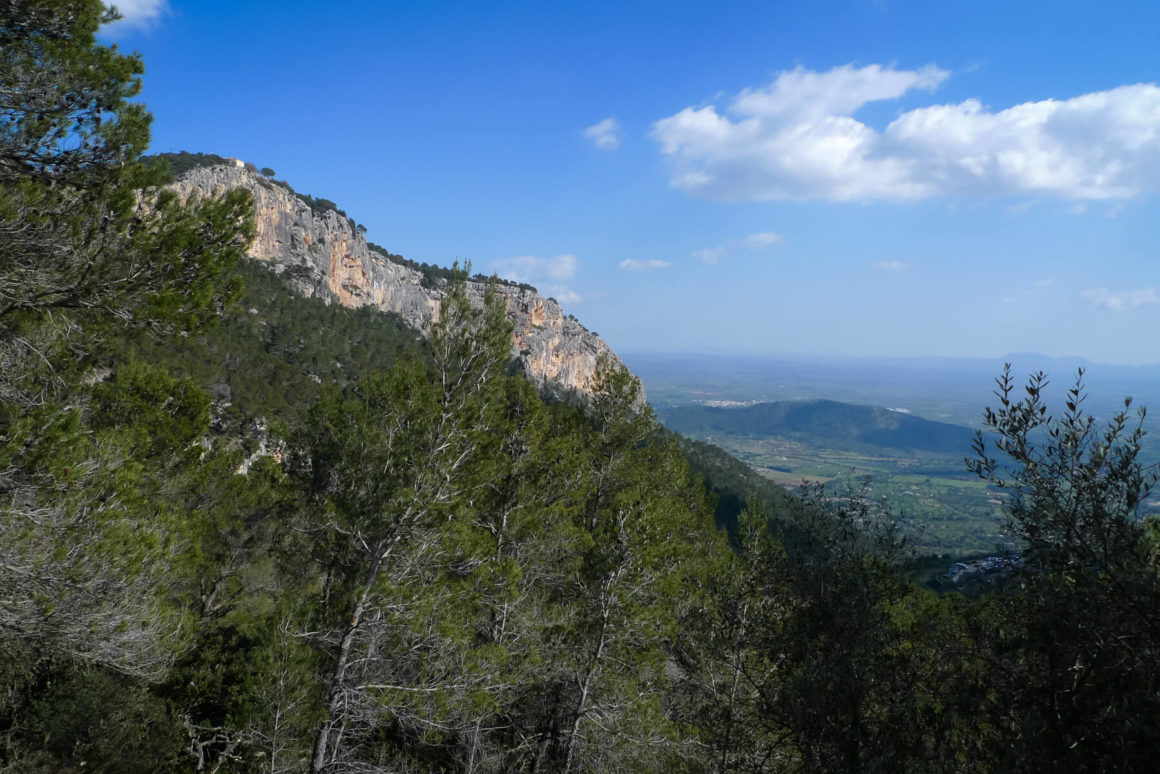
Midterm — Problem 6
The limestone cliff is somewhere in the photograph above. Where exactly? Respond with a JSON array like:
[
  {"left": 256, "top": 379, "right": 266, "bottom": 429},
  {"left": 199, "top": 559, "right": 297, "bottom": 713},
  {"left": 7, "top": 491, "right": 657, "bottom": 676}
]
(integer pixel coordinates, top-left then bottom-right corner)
[{"left": 170, "top": 164, "right": 630, "bottom": 397}]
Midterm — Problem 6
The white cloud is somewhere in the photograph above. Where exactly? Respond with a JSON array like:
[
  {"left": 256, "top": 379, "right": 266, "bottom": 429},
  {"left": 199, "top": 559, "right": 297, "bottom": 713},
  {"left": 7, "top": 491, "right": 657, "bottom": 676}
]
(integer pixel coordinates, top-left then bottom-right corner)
[
  {"left": 1001, "top": 279, "right": 1055, "bottom": 306},
  {"left": 652, "top": 63, "right": 1160, "bottom": 202},
  {"left": 103, "top": 0, "right": 168, "bottom": 29},
  {"left": 490, "top": 254, "right": 576, "bottom": 283},
  {"left": 583, "top": 117, "right": 623, "bottom": 150},
  {"left": 742, "top": 231, "right": 784, "bottom": 249},
  {"left": 872, "top": 260, "right": 909, "bottom": 272},
  {"left": 618, "top": 259, "right": 671, "bottom": 271},
  {"left": 691, "top": 246, "right": 726, "bottom": 265},
  {"left": 1083, "top": 287, "right": 1160, "bottom": 311},
  {"left": 1069, "top": 202, "right": 1089, "bottom": 215},
  {"left": 693, "top": 231, "right": 784, "bottom": 266},
  {"left": 553, "top": 289, "right": 582, "bottom": 305},
  {"left": 490, "top": 254, "right": 580, "bottom": 305}
]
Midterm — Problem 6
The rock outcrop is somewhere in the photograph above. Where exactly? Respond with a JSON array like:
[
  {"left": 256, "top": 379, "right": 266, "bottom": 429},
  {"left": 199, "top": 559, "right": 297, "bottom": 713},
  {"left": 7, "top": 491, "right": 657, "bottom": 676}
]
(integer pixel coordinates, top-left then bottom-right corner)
[{"left": 170, "top": 165, "right": 629, "bottom": 398}]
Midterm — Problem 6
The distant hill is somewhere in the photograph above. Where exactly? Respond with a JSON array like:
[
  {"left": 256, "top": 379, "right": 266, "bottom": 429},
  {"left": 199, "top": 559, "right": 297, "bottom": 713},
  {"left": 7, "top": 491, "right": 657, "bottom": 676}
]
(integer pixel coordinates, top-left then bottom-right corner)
[{"left": 660, "top": 399, "right": 976, "bottom": 456}]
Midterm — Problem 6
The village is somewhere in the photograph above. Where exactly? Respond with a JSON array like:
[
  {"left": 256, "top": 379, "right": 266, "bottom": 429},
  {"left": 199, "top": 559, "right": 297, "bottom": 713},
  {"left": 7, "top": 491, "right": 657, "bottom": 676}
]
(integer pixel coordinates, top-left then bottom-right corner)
[{"left": 945, "top": 554, "right": 1024, "bottom": 584}]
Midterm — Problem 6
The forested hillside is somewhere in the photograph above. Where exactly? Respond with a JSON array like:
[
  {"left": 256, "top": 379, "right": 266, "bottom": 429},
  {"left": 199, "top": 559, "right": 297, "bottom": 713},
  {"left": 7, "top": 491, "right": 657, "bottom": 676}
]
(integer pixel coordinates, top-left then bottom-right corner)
[
  {"left": 4, "top": 3, "right": 1160, "bottom": 773},
  {"left": 659, "top": 401, "right": 1004, "bottom": 556},
  {"left": 661, "top": 400, "right": 975, "bottom": 455}
]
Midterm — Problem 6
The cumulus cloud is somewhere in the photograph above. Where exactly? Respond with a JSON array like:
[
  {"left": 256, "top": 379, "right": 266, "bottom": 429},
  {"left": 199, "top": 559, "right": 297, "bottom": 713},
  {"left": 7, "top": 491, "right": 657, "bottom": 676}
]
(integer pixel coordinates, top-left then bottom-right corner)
[
  {"left": 872, "top": 260, "right": 909, "bottom": 272},
  {"left": 618, "top": 259, "right": 671, "bottom": 271},
  {"left": 103, "top": 0, "right": 168, "bottom": 29},
  {"left": 490, "top": 254, "right": 580, "bottom": 305},
  {"left": 651, "top": 63, "right": 1160, "bottom": 202},
  {"left": 1083, "top": 287, "right": 1160, "bottom": 311},
  {"left": 584, "top": 117, "right": 623, "bottom": 150}
]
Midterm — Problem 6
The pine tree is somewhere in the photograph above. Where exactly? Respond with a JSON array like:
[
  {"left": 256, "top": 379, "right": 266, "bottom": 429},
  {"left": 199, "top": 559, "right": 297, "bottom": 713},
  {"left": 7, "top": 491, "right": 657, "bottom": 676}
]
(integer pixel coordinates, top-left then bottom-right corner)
[
  {"left": 0, "top": 0, "right": 254, "bottom": 704},
  {"left": 540, "top": 362, "right": 718, "bottom": 773},
  {"left": 293, "top": 277, "right": 517, "bottom": 772}
]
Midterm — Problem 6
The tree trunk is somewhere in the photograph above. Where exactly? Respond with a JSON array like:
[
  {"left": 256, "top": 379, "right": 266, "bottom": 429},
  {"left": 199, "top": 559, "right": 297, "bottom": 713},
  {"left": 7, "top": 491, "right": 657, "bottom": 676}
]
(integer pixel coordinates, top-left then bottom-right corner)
[
  {"left": 562, "top": 598, "right": 610, "bottom": 774},
  {"left": 309, "top": 541, "right": 390, "bottom": 774}
]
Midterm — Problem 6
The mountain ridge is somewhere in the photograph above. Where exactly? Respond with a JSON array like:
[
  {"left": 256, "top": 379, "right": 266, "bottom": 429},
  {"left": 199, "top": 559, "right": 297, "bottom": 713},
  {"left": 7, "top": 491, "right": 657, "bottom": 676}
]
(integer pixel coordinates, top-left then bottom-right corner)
[{"left": 166, "top": 160, "right": 631, "bottom": 399}]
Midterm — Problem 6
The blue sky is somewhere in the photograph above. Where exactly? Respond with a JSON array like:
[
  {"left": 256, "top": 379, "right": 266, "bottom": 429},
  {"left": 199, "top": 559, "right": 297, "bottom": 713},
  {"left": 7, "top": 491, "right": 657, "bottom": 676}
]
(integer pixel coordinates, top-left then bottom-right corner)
[{"left": 104, "top": 0, "right": 1160, "bottom": 364}]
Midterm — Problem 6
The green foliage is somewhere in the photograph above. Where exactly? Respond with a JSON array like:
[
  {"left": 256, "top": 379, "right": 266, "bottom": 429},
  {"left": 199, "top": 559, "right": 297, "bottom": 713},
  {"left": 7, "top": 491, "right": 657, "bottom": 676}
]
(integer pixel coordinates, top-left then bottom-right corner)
[
  {"left": 964, "top": 367, "right": 1160, "bottom": 771},
  {"left": 145, "top": 150, "right": 231, "bottom": 178},
  {"left": 968, "top": 367, "right": 1157, "bottom": 570},
  {"left": 677, "top": 434, "right": 799, "bottom": 536},
  {"left": 115, "top": 257, "right": 429, "bottom": 430},
  {"left": 1, "top": 0, "right": 149, "bottom": 182},
  {"left": 288, "top": 278, "right": 522, "bottom": 771},
  {"left": 539, "top": 362, "right": 720, "bottom": 773},
  {"left": 295, "top": 191, "right": 346, "bottom": 218},
  {"left": 1, "top": 4, "right": 256, "bottom": 765},
  {"left": 18, "top": 664, "right": 187, "bottom": 773},
  {"left": 90, "top": 360, "right": 211, "bottom": 459},
  {"left": 367, "top": 240, "right": 537, "bottom": 292},
  {"left": 0, "top": 4, "right": 255, "bottom": 418}
]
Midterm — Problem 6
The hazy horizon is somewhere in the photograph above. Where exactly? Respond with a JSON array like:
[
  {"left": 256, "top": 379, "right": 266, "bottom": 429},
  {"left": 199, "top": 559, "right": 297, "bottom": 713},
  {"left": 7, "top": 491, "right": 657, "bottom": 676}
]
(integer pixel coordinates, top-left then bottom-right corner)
[{"left": 623, "top": 350, "right": 1160, "bottom": 371}]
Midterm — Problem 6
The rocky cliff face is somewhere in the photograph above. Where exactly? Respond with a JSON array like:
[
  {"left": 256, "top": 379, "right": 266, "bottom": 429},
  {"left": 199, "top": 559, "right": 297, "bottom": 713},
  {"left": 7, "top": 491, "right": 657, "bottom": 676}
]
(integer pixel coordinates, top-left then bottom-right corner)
[{"left": 170, "top": 165, "right": 629, "bottom": 397}]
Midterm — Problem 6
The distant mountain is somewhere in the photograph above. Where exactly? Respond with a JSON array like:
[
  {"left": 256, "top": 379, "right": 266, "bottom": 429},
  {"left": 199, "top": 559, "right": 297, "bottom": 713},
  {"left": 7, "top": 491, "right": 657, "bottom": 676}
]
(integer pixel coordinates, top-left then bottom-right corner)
[{"left": 659, "top": 399, "right": 976, "bottom": 456}]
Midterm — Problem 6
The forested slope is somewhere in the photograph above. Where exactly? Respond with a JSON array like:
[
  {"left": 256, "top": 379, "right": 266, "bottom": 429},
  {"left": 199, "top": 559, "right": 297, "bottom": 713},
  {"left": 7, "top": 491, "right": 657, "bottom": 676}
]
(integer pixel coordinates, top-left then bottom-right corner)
[{"left": 115, "top": 259, "right": 428, "bottom": 432}]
